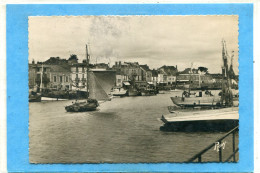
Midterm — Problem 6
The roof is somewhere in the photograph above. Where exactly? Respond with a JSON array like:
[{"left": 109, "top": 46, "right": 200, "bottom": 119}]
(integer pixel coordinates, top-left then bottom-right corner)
[
  {"left": 179, "top": 68, "right": 198, "bottom": 74},
  {"left": 159, "top": 65, "right": 178, "bottom": 76},
  {"left": 140, "top": 64, "right": 151, "bottom": 71}
]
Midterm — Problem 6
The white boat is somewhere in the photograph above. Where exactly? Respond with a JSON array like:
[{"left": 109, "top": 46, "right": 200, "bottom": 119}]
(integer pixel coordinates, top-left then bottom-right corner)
[
  {"left": 111, "top": 87, "right": 127, "bottom": 96},
  {"left": 41, "top": 97, "right": 68, "bottom": 101}
]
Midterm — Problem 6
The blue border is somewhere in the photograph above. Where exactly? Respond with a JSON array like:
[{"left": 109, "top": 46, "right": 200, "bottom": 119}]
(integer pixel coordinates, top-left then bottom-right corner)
[{"left": 7, "top": 4, "right": 253, "bottom": 172}]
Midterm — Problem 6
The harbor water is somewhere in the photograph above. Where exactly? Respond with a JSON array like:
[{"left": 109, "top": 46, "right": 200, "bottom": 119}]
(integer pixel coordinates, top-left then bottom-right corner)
[{"left": 29, "top": 92, "right": 238, "bottom": 163}]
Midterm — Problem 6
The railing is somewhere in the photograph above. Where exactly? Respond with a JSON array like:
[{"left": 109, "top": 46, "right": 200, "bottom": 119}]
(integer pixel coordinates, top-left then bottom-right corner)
[{"left": 188, "top": 126, "right": 239, "bottom": 163}]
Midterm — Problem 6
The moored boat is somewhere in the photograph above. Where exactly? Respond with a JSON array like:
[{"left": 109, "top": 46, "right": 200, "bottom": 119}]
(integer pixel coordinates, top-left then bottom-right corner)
[
  {"left": 128, "top": 88, "right": 141, "bottom": 96},
  {"left": 111, "top": 87, "right": 127, "bottom": 96},
  {"left": 29, "top": 91, "right": 41, "bottom": 102},
  {"left": 171, "top": 90, "right": 221, "bottom": 108},
  {"left": 141, "top": 89, "right": 157, "bottom": 96}
]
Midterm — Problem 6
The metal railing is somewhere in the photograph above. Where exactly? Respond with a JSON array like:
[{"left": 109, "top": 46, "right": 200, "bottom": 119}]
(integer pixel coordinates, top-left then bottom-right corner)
[{"left": 188, "top": 126, "right": 239, "bottom": 163}]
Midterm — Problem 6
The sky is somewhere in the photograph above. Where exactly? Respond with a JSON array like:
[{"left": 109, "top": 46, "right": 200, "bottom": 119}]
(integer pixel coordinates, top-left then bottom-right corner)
[{"left": 29, "top": 15, "right": 239, "bottom": 74}]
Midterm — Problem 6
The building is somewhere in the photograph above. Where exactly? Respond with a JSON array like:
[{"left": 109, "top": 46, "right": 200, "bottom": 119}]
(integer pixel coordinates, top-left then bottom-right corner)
[
  {"left": 70, "top": 63, "right": 87, "bottom": 90},
  {"left": 48, "top": 65, "right": 71, "bottom": 90},
  {"left": 158, "top": 65, "right": 178, "bottom": 85},
  {"left": 140, "top": 64, "right": 152, "bottom": 82},
  {"left": 177, "top": 68, "right": 214, "bottom": 87},
  {"left": 28, "top": 63, "right": 71, "bottom": 91},
  {"left": 94, "top": 63, "right": 109, "bottom": 70},
  {"left": 151, "top": 69, "right": 158, "bottom": 85},
  {"left": 115, "top": 71, "right": 129, "bottom": 87},
  {"left": 29, "top": 64, "right": 38, "bottom": 89}
]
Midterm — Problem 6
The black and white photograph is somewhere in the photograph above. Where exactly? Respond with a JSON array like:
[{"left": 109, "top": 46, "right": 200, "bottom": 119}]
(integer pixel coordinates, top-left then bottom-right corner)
[{"left": 28, "top": 15, "right": 239, "bottom": 163}]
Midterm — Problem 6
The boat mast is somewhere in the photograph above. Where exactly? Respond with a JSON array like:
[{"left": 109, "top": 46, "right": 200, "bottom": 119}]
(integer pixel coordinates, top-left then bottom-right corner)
[
  {"left": 40, "top": 63, "right": 43, "bottom": 93},
  {"left": 86, "top": 44, "right": 90, "bottom": 95},
  {"left": 221, "top": 39, "right": 233, "bottom": 107},
  {"left": 188, "top": 62, "right": 193, "bottom": 95}
]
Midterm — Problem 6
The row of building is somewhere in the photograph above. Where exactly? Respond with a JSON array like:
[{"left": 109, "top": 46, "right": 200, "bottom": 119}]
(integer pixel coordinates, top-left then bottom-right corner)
[{"left": 29, "top": 57, "right": 236, "bottom": 92}]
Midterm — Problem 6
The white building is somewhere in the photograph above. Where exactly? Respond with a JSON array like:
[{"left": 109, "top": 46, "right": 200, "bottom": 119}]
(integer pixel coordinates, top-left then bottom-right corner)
[{"left": 70, "top": 64, "right": 87, "bottom": 91}]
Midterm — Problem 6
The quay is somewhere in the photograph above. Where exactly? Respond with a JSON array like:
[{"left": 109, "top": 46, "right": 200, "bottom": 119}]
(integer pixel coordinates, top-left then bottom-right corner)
[{"left": 160, "top": 107, "right": 239, "bottom": 132}]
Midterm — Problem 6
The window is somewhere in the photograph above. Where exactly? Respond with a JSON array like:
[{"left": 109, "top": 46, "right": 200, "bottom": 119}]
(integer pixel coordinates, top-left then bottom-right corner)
[
  {"left": 60, "top": 76, "right": 63, "bottom": 82},
  {"left": 53, "top": 76, "right": 56, "bottom": 82},
  {"left": 82, "top": 74, "right": 84, "bottom": 79},
  {"left": 76, "top": 74, "right": 78, "bottom": 79},
  {"left": 76, "top": 67, "right": 78, "bottom": 72},
  {"left": 66, "top": 76, "right": 69, "bottom": 82}
]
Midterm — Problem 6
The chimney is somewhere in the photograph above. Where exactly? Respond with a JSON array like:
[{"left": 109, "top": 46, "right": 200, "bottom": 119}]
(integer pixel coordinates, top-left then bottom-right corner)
[
  {"left": 119, "top": 61, "right": 121, "bottom": 67},
  {"left": 115, "top": 61, "right": 118, "bottom": 67}
]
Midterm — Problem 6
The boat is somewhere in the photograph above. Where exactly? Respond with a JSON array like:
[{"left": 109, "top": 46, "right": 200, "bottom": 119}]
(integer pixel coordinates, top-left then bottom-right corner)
[
  {"left": 65, "top": 44, "right": 116, "bottom": 112},
  {"left": 171, "top": 40, "right": 238, "bottom": 108},
  {"left": 41, "top": 97, "right": 68, "bottom": 101},
  {"left": 29, "top": 90, "right": 41, "bottom": 102},
  {"left": 111, "top": 87, "right": 128, "bottom": 96},
  {"left": 160, "top": 107, "right": 239, "bottom": 132},
  {"left": 160, "top": 40, "right": 239, "bottom": 132},
  {"left": 171, "top": 90, "right": 221, "bottom": 108},
  {"left": 128, "top": 88, "right": 141, "bottom": 96},
  {"left": 65, "top": 98, "right": 99, "bottom": 112},
  {"left": 141, "top": 88, "right": 157, "bottom": 96}
]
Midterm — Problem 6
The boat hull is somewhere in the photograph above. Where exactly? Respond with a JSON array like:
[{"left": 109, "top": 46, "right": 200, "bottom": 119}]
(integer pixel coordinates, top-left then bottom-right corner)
[
  {"left": 141, "top": 90, "right": 157, "bottom": 96},
  {"left": 171, "top": 96, "right": 221, "bottom": 107},
  {"left": 41, "top": 97, "right": 68, "bottom": 101},
  {"left": 128, "top": 90, "right": 141, "bottom": 96},
  {"left": 111, "top": 91, "right": 127, "bottom": 97},
  {"left": 29, "top": 95, "right": 41, "bottom": 102},
  {"left": 65, "top": 99, "right": 99, "bottom": 112},
  {"left": 65, "top": 103, "right": 97, "bottom": 112}
]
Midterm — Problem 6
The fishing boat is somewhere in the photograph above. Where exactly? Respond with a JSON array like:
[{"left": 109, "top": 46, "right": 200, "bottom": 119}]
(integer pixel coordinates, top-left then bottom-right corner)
[
  {"left": 160, "top": 107, "right": 238, "bottom": 132},
  {"left": 171, "top": 40, "right": 238, "bottom": 108},
  {"left": 171, "top": 62, "right": 221, "bottom": 107},
  {"left": 65, "top": 45, "right": 116, "bottom": 112},
  {"left": 160, "top": 40, "right": 239, "bottom": 131},
  {"left": 171, "top": 90, "right": 221, "bottom": 108}
]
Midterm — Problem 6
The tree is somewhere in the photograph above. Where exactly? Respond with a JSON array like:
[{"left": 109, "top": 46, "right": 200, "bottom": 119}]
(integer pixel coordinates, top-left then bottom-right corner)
[
  {"left": 198, "top": 66, "right": 208, "bottom": 74},
  {"left": 68, "top": 54, "right": 78, "bottom": 61}
]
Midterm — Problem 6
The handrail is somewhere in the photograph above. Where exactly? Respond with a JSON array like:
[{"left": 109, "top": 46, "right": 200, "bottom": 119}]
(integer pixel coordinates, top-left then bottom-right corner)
[{"left": 188, "top": 126, "right": 239, "bottom": 162}]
